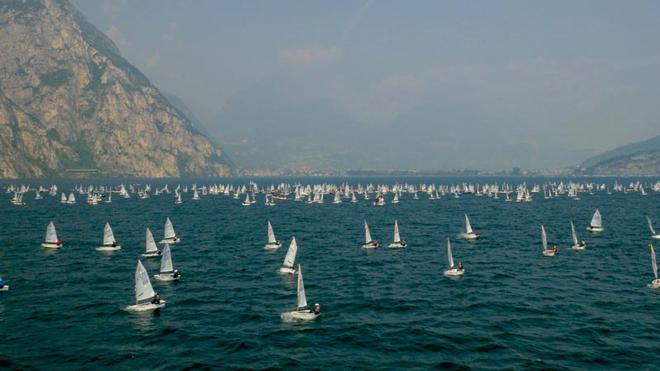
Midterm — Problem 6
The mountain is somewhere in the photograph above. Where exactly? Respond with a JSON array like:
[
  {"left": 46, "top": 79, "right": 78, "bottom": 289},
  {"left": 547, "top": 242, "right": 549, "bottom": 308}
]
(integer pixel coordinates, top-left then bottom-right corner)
[
  {"left": 579, "top": 135, "right": 660, "bottom": 175},
  {"left": 0, "top": 0, "right": 231, "bottom": 178}
]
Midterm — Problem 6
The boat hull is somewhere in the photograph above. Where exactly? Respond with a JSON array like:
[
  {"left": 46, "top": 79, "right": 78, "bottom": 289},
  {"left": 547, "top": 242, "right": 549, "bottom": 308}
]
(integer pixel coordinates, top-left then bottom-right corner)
[
  {"left": 361, "top": 242, "right": 378, "bottom": 249},
  {"left": 279, "top": 266, "right": 296, "bottom": 275},
  {"left": 649, "top": 279, "right": 660, "bottom": 289},
  {"left": 543, "top": 248, "right": 558, "bottom": 256},
  {"left": 142, "top": 252, "right": 161, "bottom": 258},
  {"left": 96, "top": 245, "right": 121, "bottom": 252},
  {"left": 281, "top": 310, "right": 319, "bottom": 322},
  {"left": 651, "top": 234, "right": 660, "bottom": 240},
  {"left": 586, "top": 226, "right": 604, "bottom": 233},
  {"left": 41, "top": 242, "right": 62, "bottom": 249},
  {"left": 125, "top": 301, "right": 166, "bottom": 312},
  {"left": 0, "top": 285, "right": 8, "bottom": 292},
  {"left": 387, "top": 242, "right": 407, "bottom": 248},
  {"left": 159, "top": 238, "right": 180, "bottom": 245},
  {"left": 571, "top": 244, "right": 586, "bottom": 250},
  {"left": 154, "top": 274, "right": 180, "bottom": 282},
  {"left": 264, "top": 242, "right": 282, "bottom": 250},
  {"left": 464, "top": 233, "right": 479, "bottom": 240},
  {"left": 443, "top": 268, "right": 464, "bottom": 277}
]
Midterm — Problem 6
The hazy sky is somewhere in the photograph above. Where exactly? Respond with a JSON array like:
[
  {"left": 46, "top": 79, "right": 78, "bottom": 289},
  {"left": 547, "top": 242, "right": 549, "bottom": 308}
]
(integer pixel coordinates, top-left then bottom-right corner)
[{"left": 72, "top": 0, "right": 660, "bottom": 170}]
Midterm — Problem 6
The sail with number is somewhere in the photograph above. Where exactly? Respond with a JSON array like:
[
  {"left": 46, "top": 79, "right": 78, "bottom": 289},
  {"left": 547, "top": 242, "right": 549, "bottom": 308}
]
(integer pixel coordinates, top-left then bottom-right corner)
[{"left": 135, "top": 260, "right": 156, "bottom": 304}]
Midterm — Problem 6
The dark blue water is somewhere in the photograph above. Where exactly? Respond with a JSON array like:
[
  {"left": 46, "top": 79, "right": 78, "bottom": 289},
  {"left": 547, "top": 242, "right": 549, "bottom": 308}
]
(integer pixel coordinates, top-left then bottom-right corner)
[{"left": 1, "top": 177, "right": 659, "bottom": 370}]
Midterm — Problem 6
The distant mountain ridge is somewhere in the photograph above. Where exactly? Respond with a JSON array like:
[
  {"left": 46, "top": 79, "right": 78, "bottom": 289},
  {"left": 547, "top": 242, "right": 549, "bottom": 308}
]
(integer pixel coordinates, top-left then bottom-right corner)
[
  {"left": 0, "top": 0, "right": 231, "bottom": 178},
  {"left": 580, "top": 134, "right": 660, "bottom": 175}
]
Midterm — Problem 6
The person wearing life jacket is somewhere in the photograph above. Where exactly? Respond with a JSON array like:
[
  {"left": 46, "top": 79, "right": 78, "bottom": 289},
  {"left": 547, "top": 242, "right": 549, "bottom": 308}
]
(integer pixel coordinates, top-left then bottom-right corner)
[
  {"left": 151, "top": 293, "right": 161, "bottom": 305},
  {"left": 172, "top": 269, "right": 181, "bottom": 279},
  {"left": 313, "top": 303, "right": 321, "bottom": 315}
]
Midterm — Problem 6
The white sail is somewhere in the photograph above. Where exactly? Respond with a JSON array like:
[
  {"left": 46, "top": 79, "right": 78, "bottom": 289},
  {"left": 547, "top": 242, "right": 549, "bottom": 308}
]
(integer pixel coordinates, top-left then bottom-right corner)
[
  {"left": 447, "top": 239, "right": 454, "bottom": 268},
  {"left": 160, "top": 245, "right": 174, "bottom": 273},
  {"left": 652, "top": 245, "right": 658, "bottom": 280},
  {"left": 135, "top": 260, "right": 156, "bottom": 304},
  {"left": 648, "top": 216, "right": 656, "bottom": 236},
  {"left": 364, "top": 221, "right": 372, "bottom": 243},
  {"left": 68, "top": 192, "right": 76, "bottom": 203},
  {"left": 60, "top": 193, "right": 67, "bottom": 203},
  {"left": 282, "top": 237, "right": 298, "bottom": 269},
  {"left": 45, "top": 221, "right": 58, "bottom": 243},
  {"left": 145, "top": 228, "right": 158, "bottom": 253},
  {"left": 267, "top": 221, "right": 277, "bottom": 244},
  {"left": 571, "top": 221, "right": 578, "bottom": 246},
  {"left": 164, "top": 218, "right": 176, "bottom": 239},
  {"left": 590, "top": 209, "right": 602, "bottom": 228},
  {"left": 393, "top": 220, "right": 401, "bottom": 243},
  {"left": 103, "top": 222, "right": 115, "bottom": 245},
  {"left": 541, "top": 224, "right": 548, "bottom": 250},
  {"left": 465, "top": 214, "right": 473, "bottom": 234},
  {"left": 297, "top": 264, "right": 307, "bottom": 309}
]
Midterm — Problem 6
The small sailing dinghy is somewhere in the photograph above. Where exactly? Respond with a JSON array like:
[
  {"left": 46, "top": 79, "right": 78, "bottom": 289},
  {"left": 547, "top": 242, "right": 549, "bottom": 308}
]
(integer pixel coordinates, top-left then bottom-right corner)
[
  {"left": 361, "top": 220, "right": 378, "bottom": 249},
  {"left": 443, "top": 239, "right": 464, "bottom": 277},
  {"left": 264, "top": 221, "right": 282, "bottom": 250},
  {"left": 541, "top": 224, "right": 558, "bottom": 256},
  {"left": 647, "top": 216, "right": 660, "bottom": 240},
  {"left": 649, "top": 244, "right": 660, "bottom": 289},
  {"left": 387, "top": 220, "right": 407, "bottom": 248},
  {"left": 160, "top": 217, "right": 180, "bottom": 244},
  {"left": 142, "top": 228, "right": 161, "bottom": 258},
  {"left": 462, "top": 214, "right": 480, "bottom": 240},
  {"left": 586, "top": 209, "right": 604, "bottom": 232},
  {"left": 570, "top": 221, "right": 586, "bottom": 250},
  {"left": 279, "top": 237, "right": 299, "bottom": 274},
  {"left": 242, "top": 194, "right": 252, "bottom": 206},
  {"left": 281, "top": 265, "right": 320, "bottom": 322},
  {"left": 41, "top": 221, "right": 62, "bottom": 249},
  {"left": 154, "top": 245, "right": 181, "bottom": 282},
  {"left": 0, "top": 277, "right": 8, "bottom": 292},
  {"left": 125, "top": 260, "right": 165, "bottom": 312},
  {"left": 96, "top": 222, "right": 121, "bottom": 251}
]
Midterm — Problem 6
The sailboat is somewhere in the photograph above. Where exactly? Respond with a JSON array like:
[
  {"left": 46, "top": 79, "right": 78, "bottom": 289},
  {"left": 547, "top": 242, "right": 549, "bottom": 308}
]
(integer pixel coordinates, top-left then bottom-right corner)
[
  {"left": 649, "top": 244, "right": 660, "bottom": 289},
  {"left": 391, "top": 191, "right": 400, "bottom": 204},
  {"left": 104, "top": 190, "right": 112, "bottom": 203},
  {"left": 0, "top": 276, "right": 8, "bottom": 292},
  {"left": 332, "top": 191, "right": 342, "bottom": 204},
  {"left": 387, "top": 220, "right": 407, "bottom": 248},
  {"left": 541, "top": 224, "right": 558, "bottom": 256},
  {"left": 160, "top": 217, "right": 180, "bottom": 244},
  {"left": 154, "top": 245, "right": 181, "bottom": 282},
  {"left": 174, "top": 191, "right": 182, "bottom": 204},
  {"left": 586, "top": 209, "right": 604, "bottom": 232},
  {"left": 96, "top": 222, "right": 121, "bottom": 251},
  {"left": 60, "top": 192, "right": 67, "bottom": 204},
  {"left": 361, "top": 220, "right": 378, "bottom": 249},
  {"left": 41, "top": 221, "right": 62, "bottom": 249},
  {"left": 280, "top": 265, "right": 320, "bottom": 322},
  {"left": 462, "top": 214, "right": 480, "bottom": 240},
  {"left": 192, "top": 189, "right": 200, "bottom": 201},
  {"left": 278, "top": 237, "right": 298, "bottom": 274},
  {"left": 142, "top": 228, "right": 161, "bottom": 258},
  {"left": 570, "top": 221, "right": 586, "bottom": 250},
  {"left": 647, "top": 216, "right": 660, "bottom": 240},
  {"left": 443, "top": 239, "right": 464, "bottom": 277},
  {"left": 67, "top": 192, "right": 76, "bottom": 204},
  {"left": 125, "top": 260, "right": 165, "bottom": 312},
  {"left": 264, "top": 220, "right": 282, "bottom": 250},
  {"left": 242, "top": 193, "right": 251, "bottom": 206}
]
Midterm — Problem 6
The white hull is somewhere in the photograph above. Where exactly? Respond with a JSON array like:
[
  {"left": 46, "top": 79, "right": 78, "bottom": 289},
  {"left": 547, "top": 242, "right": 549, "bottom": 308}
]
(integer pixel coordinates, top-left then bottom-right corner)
[
  {"left": 571, "top": 243, "right": 586, "bottom": 250},
  {"left": 96, "top": 245, "right": 122, "bottom": 252},
  {"left": 125, "top": 301, "right": 166, "bottom": 312},
  {"left": 142, "top": 252, "right": 161, "bottom": 258},
  {"left": 543, "top": 248, "right": 557, "bottom": 256},
  {"left": 41, "top": 242, "right": 62, "bottom": 249},
  {"left": 444, "top": 268, "right": 464, "bottom": 277},
  {"left": 154, "top": 274, "right": 180, "bottom": 282},
  {"left": 0, "top": 285, "right": 8, "bottom": 292},
  {"left": 464, "top": 233, "right": 479, "bottom": 240},
  {"left": 361, "top": 242, "right": 378, "bottom": 249},
  {"left": 387, "top": 242, "right": 407, "bottom": 248},
  {"left": 649, "top": 279, "right": 660, "bottom": 289},
  {"left": 160, "top": 238, "right": 180, "bottom": 245},
  {"left": 281, "top": 310, "right": 319, "bottom": 322},
  {"left": 264, "top": 242, "right": 282, "bottom": 250},
  {"left": 651, "top": 234, "right": 660, "bottom": 240},
  {"left": 586, "top": 226, "right": 604, "bottom": 233},
  {"left": 279, "top": 266, "right": 296, "bottom": 275}
]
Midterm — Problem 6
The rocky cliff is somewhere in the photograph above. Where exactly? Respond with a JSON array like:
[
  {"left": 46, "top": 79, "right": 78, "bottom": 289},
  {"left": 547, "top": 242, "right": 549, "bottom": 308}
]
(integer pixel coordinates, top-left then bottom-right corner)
[
  {"left": 0, "top": 0, "right": 232, "bottom": 178},
  {"left": 579, "top": 135, "right": 660, "bottom": 176}
]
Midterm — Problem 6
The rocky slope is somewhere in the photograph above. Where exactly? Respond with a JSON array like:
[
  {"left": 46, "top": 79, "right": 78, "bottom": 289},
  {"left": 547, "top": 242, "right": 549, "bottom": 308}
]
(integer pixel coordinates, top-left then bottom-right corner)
[{"left": 0, "top": 0, "right": 231, "bottom": 178}]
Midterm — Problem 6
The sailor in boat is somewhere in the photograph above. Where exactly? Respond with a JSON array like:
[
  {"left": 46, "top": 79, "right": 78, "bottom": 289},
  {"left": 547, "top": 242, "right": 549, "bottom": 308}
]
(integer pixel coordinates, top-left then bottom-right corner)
[
  {"left": 457, "top": 262, "right": 464, "bottom": 272},
  {"left": 151, "top": 293, "right": 162, "bottom": 305},
  {"left": 172, "top": 269, "right": 181, "bottom": 279},
  {"left": 313, "top": 303, "right": 321, "bottom": 315}
]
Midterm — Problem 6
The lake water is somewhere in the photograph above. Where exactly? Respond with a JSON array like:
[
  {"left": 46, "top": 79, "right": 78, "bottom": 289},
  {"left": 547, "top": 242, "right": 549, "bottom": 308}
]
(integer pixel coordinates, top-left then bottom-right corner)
[{"left": 0, "top": 177, "right": 659, "bottom": 370}]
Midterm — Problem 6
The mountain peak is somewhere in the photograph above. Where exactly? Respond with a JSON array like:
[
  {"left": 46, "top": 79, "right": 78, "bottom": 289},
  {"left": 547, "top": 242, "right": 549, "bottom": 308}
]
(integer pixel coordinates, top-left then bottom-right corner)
[{"left": 0, "top": 0, "right": 232, "bottom": 178}]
